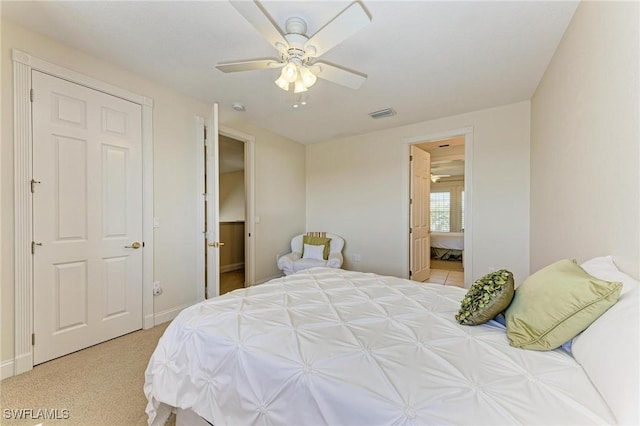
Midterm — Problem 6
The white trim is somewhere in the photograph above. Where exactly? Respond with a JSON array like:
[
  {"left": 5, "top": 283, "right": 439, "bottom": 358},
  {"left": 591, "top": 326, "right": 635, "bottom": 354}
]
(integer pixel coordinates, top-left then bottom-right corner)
[
  {"left": 153, "top": 303, "right": 191, "bottom": 325},
  {"left": 12, "top": 49, "right": 153, "bottom": 107},
  {"left": 206, "top": 105, "right": 220, "bottom": 298},
  {"left": 195, "top": 116, "right": 206, "bottom": 302},
  {"left": 198, "top": 122, "right": 255, "bottom": 297},
  {"left": 221, "top": 262, "right": 245, "bottom": 273},
  {"left": 255, "top": 274, "right": 283, "bottom": 285},
  {"left": 142, "top": 102, "right": 155, "bottom": 329},
  {"left": 402, "top": 127, "right": 474, "bottom": 287},
  {"left": 144, "top": 313, "right": 156, "bottom": 330},
  {"left": 1, "top": 360, "right": 15, "bottom": 380},
  {"left": 13, "top": 50, "right": 33, "bottom": 376},
  {"left": 11, "top": 49, "right": 154, "bottom": 374},
  {"left": 219, "top": 125, "right": 256, "bottom": 287}
]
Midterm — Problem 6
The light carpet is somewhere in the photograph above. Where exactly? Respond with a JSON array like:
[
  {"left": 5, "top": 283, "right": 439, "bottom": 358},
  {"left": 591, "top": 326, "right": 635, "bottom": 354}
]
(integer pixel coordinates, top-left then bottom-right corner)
[{"left": 1, "top": 322, "right": 171, "bottom": 426}]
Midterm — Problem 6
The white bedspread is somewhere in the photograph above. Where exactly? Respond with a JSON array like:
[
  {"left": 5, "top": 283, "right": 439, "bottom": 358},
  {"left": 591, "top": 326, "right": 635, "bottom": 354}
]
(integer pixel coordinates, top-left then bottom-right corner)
[
  {"left": 431, "top": 232, "right": 464, "bottom": 250},
  {"left": 145, "top": 268, "right": 615, "bottom": 425}
]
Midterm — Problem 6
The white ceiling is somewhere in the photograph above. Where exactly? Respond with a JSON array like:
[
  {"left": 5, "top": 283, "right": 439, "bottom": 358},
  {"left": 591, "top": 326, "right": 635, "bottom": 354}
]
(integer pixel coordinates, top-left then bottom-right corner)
[
  {"left": 2, "top": 1, "right": 579, "bottom": 145},
  {"left": 419, "top": 136, "right": 465, "bottom": 177}
]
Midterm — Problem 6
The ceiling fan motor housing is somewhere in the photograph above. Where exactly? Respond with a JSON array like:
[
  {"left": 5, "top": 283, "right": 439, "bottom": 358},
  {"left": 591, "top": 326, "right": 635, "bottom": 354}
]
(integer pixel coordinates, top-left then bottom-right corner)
[{"left": 284, "top": 33, "right": 311, "bottom": 63}]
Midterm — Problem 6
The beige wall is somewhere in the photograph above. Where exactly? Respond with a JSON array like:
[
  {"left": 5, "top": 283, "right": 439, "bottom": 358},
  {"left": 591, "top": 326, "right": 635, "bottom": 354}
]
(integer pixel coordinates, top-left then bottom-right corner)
[
  {"left": 306, "top": 101, "right": 531, "bottom": 284},
  {"left": 531, "top": 1, "right": 639, "bottom": 277},
  {"left": 1, "top": 20, "right": 306, "bottom": 366},
  {"left": 220, "top": 171, "right": 245, "bottom": 221}
]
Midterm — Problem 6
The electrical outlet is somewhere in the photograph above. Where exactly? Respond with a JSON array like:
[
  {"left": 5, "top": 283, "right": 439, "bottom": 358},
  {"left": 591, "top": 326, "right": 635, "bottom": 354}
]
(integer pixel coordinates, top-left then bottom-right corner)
[{"left": 153, "top": 281, "right": 162, "bottom": 296}]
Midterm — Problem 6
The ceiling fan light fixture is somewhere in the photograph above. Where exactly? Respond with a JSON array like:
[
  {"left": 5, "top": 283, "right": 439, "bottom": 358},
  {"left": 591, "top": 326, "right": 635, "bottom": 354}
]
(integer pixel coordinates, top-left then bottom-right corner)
[
  {"left": 275, "top": 75, "right": 289, "bottom": 91},
  {"left": 282, "top": 62, "right": 298, "bottom": 83},
  {"left": 299, "top": 66, "right": 317, "bottom": 88},
  {"left": 293, "top": 76, "right": 308, "bottom": 93}
]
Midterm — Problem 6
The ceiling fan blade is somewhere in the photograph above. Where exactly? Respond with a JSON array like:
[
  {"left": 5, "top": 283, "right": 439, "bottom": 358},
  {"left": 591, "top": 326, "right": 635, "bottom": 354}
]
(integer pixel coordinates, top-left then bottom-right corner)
[
  {"left": 216, "top": 58, "right": 283, "bottom": 73},
  {"left": 314, "top": 61, "right": 367, "bottom": 90},
  {"left": 229, "top": 1, "right": 288, "bottom": 52},
  {"left": 305, "top": 2, "right": 371, "bottom": 58}
]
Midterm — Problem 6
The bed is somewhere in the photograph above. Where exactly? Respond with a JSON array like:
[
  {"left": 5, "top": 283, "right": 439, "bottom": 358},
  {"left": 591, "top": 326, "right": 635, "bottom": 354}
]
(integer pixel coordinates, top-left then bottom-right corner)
[
  {"left": 145, "top": 262, "right": 639, "bottom": 426},
  {"left": 431, "top": 232, "right": 463, "bottom": 260}
]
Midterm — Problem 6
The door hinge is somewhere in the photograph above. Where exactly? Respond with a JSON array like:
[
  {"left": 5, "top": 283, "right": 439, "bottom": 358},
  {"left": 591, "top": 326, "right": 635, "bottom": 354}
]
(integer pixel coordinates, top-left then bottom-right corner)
[
  {"left": 409, "top": 270, "right": 413, "bottom": 277},
  {"left": 30, "top": 88, "right": 34, "bottom": 102},
  {"left": 409, "top": 155, "right": 413, "bottom": 161},
  {"left": 142, "top": 242, "right": 145, "bottom": 248},
  {"left": 204, "top": 126, "right": 207, "bottom": 141},
  {"left": 409, "top": 227, "right": 413, "bottom": 234},
  {"left": 30, "top": 179, "right": 41, "bottom": 193},
  {"left": 410, "top": 198, "right": 413, "bottom": 205},
  {"left": 32, "top": 333, "right": 35, "bottom": 346},
  {"left": 31, "top": 241, "right": 42, "bottom": 254}
]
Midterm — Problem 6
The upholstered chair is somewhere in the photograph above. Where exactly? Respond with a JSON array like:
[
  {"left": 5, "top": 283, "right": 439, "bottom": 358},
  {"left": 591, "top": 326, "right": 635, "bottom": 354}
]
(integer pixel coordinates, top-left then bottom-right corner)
[{"left": 277, "top": 232, "right": 345, "bottom": 275}]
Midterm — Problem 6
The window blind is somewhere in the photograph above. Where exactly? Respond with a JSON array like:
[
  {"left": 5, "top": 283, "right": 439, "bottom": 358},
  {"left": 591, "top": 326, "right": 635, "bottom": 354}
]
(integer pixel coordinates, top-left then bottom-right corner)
[{"left": 430, "top": 192, "right": 451, "bottom": 232}]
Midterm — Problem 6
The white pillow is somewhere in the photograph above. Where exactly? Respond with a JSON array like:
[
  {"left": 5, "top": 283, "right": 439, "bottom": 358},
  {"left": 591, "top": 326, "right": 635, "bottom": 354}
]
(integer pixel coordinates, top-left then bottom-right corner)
[
  {"left": 580, "top": 255, "right": 639, "bottom": 295},
  {"left": 302, "top": 244, "right": 324, "bottom": 260},
  {"left": 573, "top": 256, "right": 640, "bottom": 425}
]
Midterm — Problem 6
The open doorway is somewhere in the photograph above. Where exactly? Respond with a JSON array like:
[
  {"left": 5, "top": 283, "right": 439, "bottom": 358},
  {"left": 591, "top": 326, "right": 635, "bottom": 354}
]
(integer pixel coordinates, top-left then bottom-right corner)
[
  {"left": 407, "top": 129, "right": 472, "bottom": 287},
  {"left": 197, "top": 113, "right": 255, "bottom": 300},
  {"left": 417, "top": 137, "right": 464, "bottom": 286},
  {"left": 218, "top": 135, "right": 246, "bottom": 295}
]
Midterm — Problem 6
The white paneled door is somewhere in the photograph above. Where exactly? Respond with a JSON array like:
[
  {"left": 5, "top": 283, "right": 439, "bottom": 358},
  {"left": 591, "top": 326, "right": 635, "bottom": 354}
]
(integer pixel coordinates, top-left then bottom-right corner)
[
  {"left": 410, "top": 146, "right": 431, "bottom": 282},
  {"left": 32, "top": 71, "right": 143, "bottom": 364},
  {"left": 205, "top": 104, "right": 221, "bottom": 298}
]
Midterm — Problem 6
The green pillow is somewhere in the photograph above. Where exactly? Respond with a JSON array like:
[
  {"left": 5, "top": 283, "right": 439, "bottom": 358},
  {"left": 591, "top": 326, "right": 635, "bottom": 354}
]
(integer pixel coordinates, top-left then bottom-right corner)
[
  {"left": 456, "top": 269, "right": 514, "bottom": 325},
  {"left": 302, "top": 236, "right": 331, "bottom": 260},
  {"left": 505, "top": 259, "right": 622, "bottom": 351}
]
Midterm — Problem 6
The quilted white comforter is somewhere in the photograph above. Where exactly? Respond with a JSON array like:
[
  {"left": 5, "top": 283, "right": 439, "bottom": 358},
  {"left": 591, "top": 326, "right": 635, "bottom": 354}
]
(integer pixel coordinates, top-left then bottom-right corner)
[{"left": 145, "top": 268, "right": 616, "bottom": 425}]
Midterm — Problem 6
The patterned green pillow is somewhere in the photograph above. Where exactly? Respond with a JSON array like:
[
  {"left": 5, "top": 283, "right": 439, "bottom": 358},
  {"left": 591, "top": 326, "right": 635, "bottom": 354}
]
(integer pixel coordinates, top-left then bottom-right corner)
[
  {"left": 302, "top": 236, "right": 331, "bottom": 260},
  {"left": 456, "top": 269, "right": 515, "bottom": 325}
]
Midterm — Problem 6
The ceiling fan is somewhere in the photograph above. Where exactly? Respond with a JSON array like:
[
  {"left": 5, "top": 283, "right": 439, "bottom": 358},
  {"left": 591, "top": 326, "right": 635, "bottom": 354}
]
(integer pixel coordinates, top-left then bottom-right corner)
[{"left": 216, "top": 1, "right": 371, "bottom": 93}]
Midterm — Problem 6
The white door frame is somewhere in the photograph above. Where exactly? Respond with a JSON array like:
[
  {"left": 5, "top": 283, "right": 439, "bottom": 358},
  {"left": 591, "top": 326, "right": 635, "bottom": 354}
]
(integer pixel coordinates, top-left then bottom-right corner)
[
  {"left": 195, "top": 118, "right": 256, "bottom": 301},
  {"left": 11, "top": 49, "right": 154, "bottom": 376},
  {"left": 402, "top": 127, "right": 473, "bottom": 287},
  {"left": 219, "top": 125, "right": 256, "bottom": 288}
]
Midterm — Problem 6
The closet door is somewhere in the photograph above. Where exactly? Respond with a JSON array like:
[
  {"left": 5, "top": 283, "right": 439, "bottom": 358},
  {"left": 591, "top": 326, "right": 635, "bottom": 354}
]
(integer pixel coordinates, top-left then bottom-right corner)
[{"left": 32, "top": 70, "right": 143, "bottom": 364}]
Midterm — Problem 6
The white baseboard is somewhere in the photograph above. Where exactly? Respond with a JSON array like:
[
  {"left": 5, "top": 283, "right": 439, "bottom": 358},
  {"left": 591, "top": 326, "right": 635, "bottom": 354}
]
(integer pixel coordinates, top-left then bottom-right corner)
[
  {"left": 1, "top": 359, "right": 15, "bottom": 379},
  {"left": 2, "top": 307, "right": 191, "bottom": 380},
  {"left": 220, "top": 262, "right": 244, "bottom": 273},
  {"left": 14, "top": 352, "right": 33, "bottom": 376},
  {"left": 154, "top": 302, "right": 194, "bottom": 325},
  {"left": 254, "top": 274, "right": 283, "bottom": 285},
  {"left": 143, "top": 313, "right": 155, "bottom": 330}
]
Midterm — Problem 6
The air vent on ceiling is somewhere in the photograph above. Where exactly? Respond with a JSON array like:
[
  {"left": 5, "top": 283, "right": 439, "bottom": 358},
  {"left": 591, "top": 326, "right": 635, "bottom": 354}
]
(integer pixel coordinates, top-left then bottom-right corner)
[{"left": 369, "top": 108, "right": 396, "bottom": 119}]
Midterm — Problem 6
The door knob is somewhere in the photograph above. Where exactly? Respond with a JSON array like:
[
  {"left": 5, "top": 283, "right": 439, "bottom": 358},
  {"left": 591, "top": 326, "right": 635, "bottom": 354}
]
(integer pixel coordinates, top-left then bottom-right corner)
[
  {"left": 125, "top": 242, "right": 141, "bottom": 249},
  {"left": 208, "top": 242, "right": 225, "bottom": 248}
]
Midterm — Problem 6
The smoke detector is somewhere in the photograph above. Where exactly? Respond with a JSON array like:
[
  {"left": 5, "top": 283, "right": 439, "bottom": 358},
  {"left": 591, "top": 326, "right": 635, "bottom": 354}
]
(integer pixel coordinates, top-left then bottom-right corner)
[{"left": 232, "top": 102, "right": 246, "bottom": 112}]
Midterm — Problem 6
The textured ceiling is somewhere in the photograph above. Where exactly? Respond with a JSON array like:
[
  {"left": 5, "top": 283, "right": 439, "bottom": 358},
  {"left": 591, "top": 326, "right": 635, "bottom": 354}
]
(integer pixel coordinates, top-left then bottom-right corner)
[{"left": 2, "top": 1, "right": 579, "bottom": 144}]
